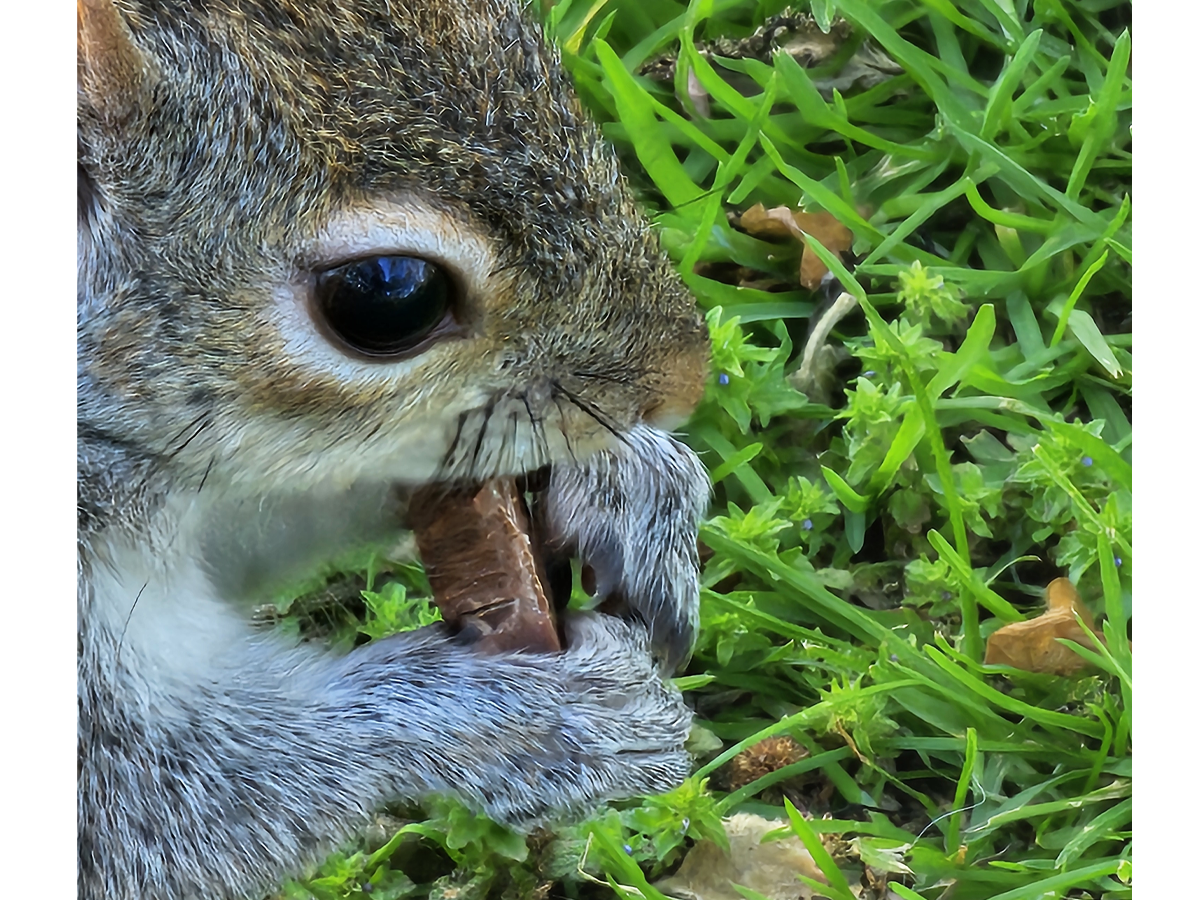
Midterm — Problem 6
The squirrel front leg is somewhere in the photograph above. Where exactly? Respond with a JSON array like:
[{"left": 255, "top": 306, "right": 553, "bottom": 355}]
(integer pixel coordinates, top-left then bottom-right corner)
[
  {"left": 78, "top": 613, "right": 689, "bottom": 900},
  {"left": 543, "top": 425, "right": 710, "bottom": 670}
]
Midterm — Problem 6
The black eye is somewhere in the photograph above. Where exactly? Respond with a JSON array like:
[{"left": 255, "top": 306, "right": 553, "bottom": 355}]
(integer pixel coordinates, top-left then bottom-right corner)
[{"left": 314, "top": 255, "right": 454, "bottom": 357}]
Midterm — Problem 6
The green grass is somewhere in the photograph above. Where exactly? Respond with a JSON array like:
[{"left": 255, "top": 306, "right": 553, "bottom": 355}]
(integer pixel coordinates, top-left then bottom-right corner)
[{"left": 277, "top": 1, "right": 1131, "bottom": 898}]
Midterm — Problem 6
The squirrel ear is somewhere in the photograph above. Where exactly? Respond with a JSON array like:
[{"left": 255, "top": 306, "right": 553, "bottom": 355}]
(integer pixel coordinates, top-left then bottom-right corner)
[{"left": 78, "top": 0, "right": 153, "bottom": 122}]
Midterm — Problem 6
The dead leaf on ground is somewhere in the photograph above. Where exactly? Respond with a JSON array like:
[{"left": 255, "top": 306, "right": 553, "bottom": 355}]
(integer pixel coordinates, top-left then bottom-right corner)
[
  {"left": 984, "top": 578, "right": 1103, "bottom": 676},
  {"left": 639, "top": 13, "right": 901, "bottom": 98},
  {"left": 654, "top": 812, "right": 827, "bottom": 900},
  {"left": 737, "top": 203, "right": 853, "bottom": 290}
]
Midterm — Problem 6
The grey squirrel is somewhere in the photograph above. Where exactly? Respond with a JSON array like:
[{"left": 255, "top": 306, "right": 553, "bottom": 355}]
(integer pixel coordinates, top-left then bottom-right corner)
[{"left": 77, "top": 0, "right": 712, "bottom": 898}]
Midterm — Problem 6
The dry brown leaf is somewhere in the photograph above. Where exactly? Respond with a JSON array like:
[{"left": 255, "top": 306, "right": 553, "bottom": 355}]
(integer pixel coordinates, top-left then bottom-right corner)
[
  {"left": 655, "top": 812, "right": 827, "bottom": 900},
  {"left": 793, "top": 210, "right": 854, "bottom": 290},
  {"left": 738, "top": 203, "right": 801, "bottom": 240},
  {"left": 984, "top": 578, "right": 1102, "bottom": 676},
  {"left": 737, "top": 203, "right": 853, "bottom": 289}
]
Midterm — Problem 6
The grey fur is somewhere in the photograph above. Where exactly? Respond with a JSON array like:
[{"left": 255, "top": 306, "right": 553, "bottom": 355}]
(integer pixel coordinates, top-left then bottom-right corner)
[
  {"left": 77, "top": 0, "right": 712, "bottom": 897},
  {"left": 544, "top": 425, "right": 710, "bottom": 670},
  {"left": 80, "top": 607, "right": 690, "bottom": 900}
]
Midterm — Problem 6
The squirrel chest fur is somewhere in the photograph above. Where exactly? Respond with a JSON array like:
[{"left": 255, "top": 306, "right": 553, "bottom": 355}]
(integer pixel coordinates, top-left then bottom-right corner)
[{"left": 78, "top": 1, "right": 711, "bottom": 897}]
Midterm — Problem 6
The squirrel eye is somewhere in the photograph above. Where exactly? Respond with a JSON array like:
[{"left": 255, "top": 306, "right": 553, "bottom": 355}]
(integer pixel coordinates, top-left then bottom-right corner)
[{"left": 314, "top": 255, "right": 454, "bottom": 357}]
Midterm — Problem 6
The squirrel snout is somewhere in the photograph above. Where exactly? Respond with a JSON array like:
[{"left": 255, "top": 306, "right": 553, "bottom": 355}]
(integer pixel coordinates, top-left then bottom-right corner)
[{"left": 638, "top": 318, "right": 711, "bottom": 430}]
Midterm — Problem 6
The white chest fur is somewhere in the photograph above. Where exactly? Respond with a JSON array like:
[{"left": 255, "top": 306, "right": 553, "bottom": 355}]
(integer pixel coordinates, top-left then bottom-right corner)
[{"left": 85, "top": 480, "right": 408, "bottom": 689}]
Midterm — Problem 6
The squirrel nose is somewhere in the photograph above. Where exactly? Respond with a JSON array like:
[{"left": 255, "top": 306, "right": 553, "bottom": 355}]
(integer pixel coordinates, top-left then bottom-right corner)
[{"left": 638, "top": 322, "right": 710, "bottom": 429}]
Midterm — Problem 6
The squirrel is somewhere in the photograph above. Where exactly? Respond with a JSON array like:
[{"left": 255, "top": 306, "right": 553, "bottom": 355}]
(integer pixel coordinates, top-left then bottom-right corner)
[{"left": 77, "top": 0, "right": 712, "bottom": 898}]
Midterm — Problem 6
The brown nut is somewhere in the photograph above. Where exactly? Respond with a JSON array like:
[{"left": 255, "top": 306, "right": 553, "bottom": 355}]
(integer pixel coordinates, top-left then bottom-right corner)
[{"left": 409, "top": 478, "right": 560, "bottom": 652}]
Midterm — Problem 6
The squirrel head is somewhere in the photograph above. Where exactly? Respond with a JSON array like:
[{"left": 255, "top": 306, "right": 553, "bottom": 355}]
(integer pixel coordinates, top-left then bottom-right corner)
[{"left": 78, "top": 0, "right": 709, "bottom": 494}]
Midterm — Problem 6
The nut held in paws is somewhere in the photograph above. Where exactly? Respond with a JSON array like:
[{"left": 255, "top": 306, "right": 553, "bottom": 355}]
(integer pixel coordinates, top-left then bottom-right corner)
[{"left": 409, "top": 478, "right": 561, "bottom": 652}]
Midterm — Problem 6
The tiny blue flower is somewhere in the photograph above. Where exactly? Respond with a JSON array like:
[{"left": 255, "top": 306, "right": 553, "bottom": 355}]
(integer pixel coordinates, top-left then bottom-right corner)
[
  {"left": 801, "top": 518, "right": 813, "bottom": 531},
  {"left": 718, "top": 372, "right": 730, "bottom": 385},
  {"left": 623, "top": 844, "right": 634, "bottom": 856},
  {"left": 1114, "top": 557, "right": 1122, "bottom": 567},
  {"left": 864, "top": 370, "right": 876, "bottom": 377},
  {"left": 1082, "top": 456, "right": 1094, "bottom": 467}
]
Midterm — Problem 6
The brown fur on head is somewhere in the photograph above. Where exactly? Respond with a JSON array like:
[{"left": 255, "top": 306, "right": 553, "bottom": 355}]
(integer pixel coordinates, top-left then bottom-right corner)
[{"left": 78, "top": 0, "right": 709, "bottom": 506}]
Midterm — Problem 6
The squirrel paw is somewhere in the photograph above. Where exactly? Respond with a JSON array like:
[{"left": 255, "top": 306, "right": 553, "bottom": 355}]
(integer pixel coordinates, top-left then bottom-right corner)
[
  {"left": 543, "top": 425, "right": 710, "bottom": 670},
  {"left": 443, "top": 613, "right": 693, "bottom": 825}
]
